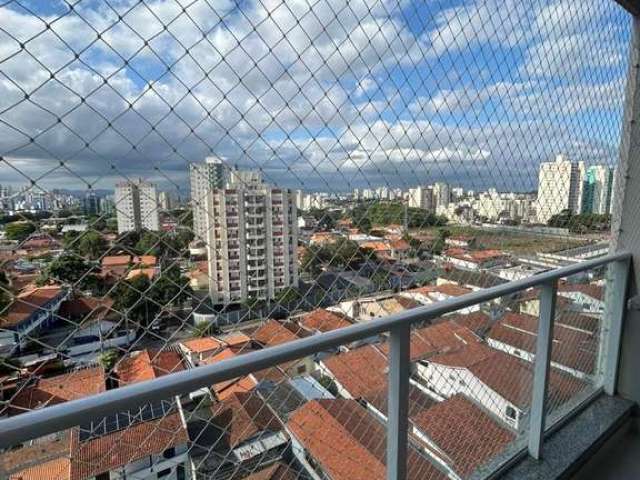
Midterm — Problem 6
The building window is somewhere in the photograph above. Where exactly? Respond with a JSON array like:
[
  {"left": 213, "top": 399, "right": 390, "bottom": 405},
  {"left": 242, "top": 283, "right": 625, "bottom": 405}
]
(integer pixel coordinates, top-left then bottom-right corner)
[
  {"left": 506, "top": 406, "right": 517, "bottom": 420},
  {"left": 158, "top": 467, "right": 172, "bottom": 478}
]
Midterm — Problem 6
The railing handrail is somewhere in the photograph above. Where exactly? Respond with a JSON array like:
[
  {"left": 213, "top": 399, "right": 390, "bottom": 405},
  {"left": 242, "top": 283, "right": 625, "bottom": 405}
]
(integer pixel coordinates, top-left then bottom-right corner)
[{"left": 0, "top": 251, "right": 630, "bottom": 449}]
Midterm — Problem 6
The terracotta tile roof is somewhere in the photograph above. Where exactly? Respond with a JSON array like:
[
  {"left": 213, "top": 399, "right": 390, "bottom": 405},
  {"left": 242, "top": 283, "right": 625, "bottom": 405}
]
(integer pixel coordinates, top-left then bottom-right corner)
[
  {"left": 58, "top": 296, "right": 114, "bottom": 318},
  {"left": 322, "top": 346, "right": 437, "bottom": 416},
  {"left": 411, "top": 394, "right": 514, "bottom": 478},
  {"left": 322, "top": 346, "right": 387, "bottom": 398},
  {"left": 9, "top": 456, "right": 70, "bottom": 480},
  {"left": 407, "top": 283, "right": 472, "bottom": 298},
  {"left": 450, "top": 312, "right": 493, "bottom": 335},
  {"left": 300, "top": 308, "right": 353, "bottom": 333},
  {"left": 71, "top": 413, "right": 187, "bottom": 480},
  {"left": 125, "top": 268, "right": 156, "bottom": 280},
  {"left": 135, "top": 255, "right": 157, "bottom": 266},
  {"left": 116, "top": 350, "right": 184, "bottom": 385},
  {"left": 360, "top": 241, "right": 391, "bottom": 252},
  {"left": 101, "top": 255, "right": 131, "bottom": 267},
  {"left": 11, "top": 367, "right": 106, "bottom": 413},
  {"left": 288, "top": 399, "right": 446, "bottom": 480},
  {"left": 389, "top": 239, "right": 410, "bottom": 250},
  {"left": 410, "top": 320, "right": 481, "bottom": 361},
  {"left": 253, "top": 319, "right": 300, "bottom": 347},
  {"left": 219, "top": 332, "right": 252, "bottom": 349},
  {"left": 210, "top": 392, "right": 281, "bottom": 448},
  {"left": 200, "top": 348, "right": 258, "bottom": 400},
  {"left": 488, "top": 313, "right": 597, "bottom": 374},
  {"left": 244, "top": 462, "right": 298, "bottom": 480},
  {"left": 558, "top": 282, "right": 604, "bottom": 301},
  {"left": 181, "top": 336, "right": 225, "bottom": 354},
  {"left": 0, "top": 433, "right": 71, "bottom": 480},
  {"left": 555, "top": 311, "right": 599, "bottom": 334},
  {"left": 429, "top": 341, "right": 496, "bottom": 368},
  {"left": 1, "top": 286, "right": 65, "bottom": 329},
  {"left": 468, "top": 350, "right": 586, "bottom": 408}
]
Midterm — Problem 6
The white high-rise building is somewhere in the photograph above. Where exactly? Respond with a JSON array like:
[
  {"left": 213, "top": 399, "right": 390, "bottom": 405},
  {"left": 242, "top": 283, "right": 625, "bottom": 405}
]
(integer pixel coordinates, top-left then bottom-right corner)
[
  {"left": 114, "top": 180, "right": 160, "bottom": 234},
  {"left": 408, "top": 186, "right": 434, "bottom": 211},
  {"left": 158, "top": 191, "right": 171, "bottom": 210},
  {"left": 433, "top": 182, "right": 451, "bottom": 211},
  {"left": 536, "top": 154, "right": 585, "bottom": 224},
  {"left": 190, "top": 156, "right": 228, "bottom": 242},
  {"left": 207, "top": 169, "right": 298, "bottom": 304}
]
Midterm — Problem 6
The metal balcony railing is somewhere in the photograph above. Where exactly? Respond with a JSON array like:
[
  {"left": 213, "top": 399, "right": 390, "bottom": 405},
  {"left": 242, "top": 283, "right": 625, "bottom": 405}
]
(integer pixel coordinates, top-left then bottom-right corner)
[{"left": 0, "top": 252, "right": 630, "bottom": 479}]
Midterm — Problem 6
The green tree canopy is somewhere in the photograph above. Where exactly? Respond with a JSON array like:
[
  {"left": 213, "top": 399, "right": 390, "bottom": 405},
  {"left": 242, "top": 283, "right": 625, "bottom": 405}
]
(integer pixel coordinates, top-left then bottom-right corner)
[
  {"left": 301, "top": 238, "right": 367, "bottom": 274},
  {"left": 40, "top": 253, "right": 93, "bottom": 285},
  {"left": 5, "top": 222, "right": 36, "bottom": 241},
  {"left": 68, "top": 230, "right": 107, "bottom": 260}
]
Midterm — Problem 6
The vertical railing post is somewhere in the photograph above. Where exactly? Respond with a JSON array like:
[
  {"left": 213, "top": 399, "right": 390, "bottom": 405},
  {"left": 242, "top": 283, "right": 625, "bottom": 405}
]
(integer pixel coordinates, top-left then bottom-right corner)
[
  {"left": 528, "top": 280, "right": 557, "bottom": 460},
  {"left": 387, "top": 325, "right": 410, "bottom": 480},
  {"left": 603, "top": 258, "right": 631, "bottom": 395}
]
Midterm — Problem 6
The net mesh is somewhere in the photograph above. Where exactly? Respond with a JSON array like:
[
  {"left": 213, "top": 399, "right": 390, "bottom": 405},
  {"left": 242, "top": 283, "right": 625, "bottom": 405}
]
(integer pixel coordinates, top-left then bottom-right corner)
[{"left": 0, "top": 0, "right": 632, "bottom": 479}]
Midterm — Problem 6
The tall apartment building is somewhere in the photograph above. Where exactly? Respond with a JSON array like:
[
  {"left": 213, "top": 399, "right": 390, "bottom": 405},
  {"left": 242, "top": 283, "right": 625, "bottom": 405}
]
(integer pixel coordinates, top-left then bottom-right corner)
[
  {"left": 206, "top": 170, "right": 298, "bottom": 304},
  {"left": 114, "top": 180, "right": 160, "bottom": 234},
  {"left": 408, "top": 186, "right": 434, "bottom": 211},
  {"left": 536, "top": 154, "right": 585, "bottom": 224},
  {"left": 190, "top": 156, "right": 228, "bottom": 241},
  {"left": 581, "top": 165, "right": 614, "bottom": 215},
  {"left": 433, "top": 182, "right": 451, "bottom": 213}
]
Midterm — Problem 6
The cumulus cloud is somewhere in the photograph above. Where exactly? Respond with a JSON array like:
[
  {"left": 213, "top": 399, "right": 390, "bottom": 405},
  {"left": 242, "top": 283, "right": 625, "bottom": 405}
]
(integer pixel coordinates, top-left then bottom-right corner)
[{"left": 0, "top": 0, "right": 630, "bottom": 194}]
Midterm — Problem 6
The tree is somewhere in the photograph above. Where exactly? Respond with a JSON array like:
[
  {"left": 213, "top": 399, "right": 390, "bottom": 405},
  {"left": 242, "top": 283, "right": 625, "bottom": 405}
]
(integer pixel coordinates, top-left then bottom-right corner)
[
  {"left": 99, "top": 349, "right": 119, "bottom": 370},
  {"left": 430, "top": 228, "right": 450, "bottom": 255},
  {"left": 5, "top": 222, "right": 36, "bottom": 241},
  {"left": 0, "top": 271, "right": 11, "bottom": 314},
  {"left": 135, "top": 231, "right": 161, "bottom": 257},
  {"left": 301, "top": 238, "right": 366, "bottom": 274},
  {"left": 76, "top": 231, "right": 107, "bottom": 260},
  {"left": 149, "top": 265, "right": 193, "bottom": 306},
  {"left": 112, "top": 274, "right": 157, "bottom": 327},
  {"left": 39, "top": 253, "right": 93, "bottom": 286}
]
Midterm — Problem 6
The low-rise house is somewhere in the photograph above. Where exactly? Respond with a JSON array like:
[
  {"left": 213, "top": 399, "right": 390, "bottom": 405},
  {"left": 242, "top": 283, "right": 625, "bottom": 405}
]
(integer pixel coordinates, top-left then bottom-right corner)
[
  {"left": 191, "top": 392, "right": 288, "bottom": 479},
  {"left": 244, "top": 462, "right": 299, "bottom": 480},
  {"left": 8, "top": 366, "right": 106, "bottom": 415},
  {"left": 309, "top": 232, "right": 341, "bottom": 246},
  {"left": 297, "top": 308, "right": 353, "bottom": 334},
  {"left": 410, "top": 394, "right": 515, "bottom": 479},
  {"left": 58, "top": 297, "right": 136, "bottom": 360},
  {"left": 256, "top": 375, "right": 334, "bottom": 424},
  {"left": 0, "top": 285, "right": 70, "bottom": 357},
  {"left": 399, "top": 283, "right": 480, "bottom": 314},
  {"left": 179, "top": 337, "right": 226, "bottom": 366},
  {"left": 486, "top": 312, "right": 597, "bottom": 379},
  {"left": 116, "top": 349, "right": 185, "bottom": 386},
  {"left": 319, "top": 345, "right": 439, "bottom": 423},
  {"left": 100, "top": 255, "right": 157, "bottom": 279},
  {"left": 415, "top": 342, "right": 586, "bottom": 430},
  {"left": 187, "top": 261, "right": 210, "bottom": 291},
  {"left": 287, "top": 399, "right": 447, "bottom": 480},
  {"left": 252, "top": 320, "right": 314, "bottom": 380},
  {"left": 557, "top": 282, "right": 605, "bottom": 314},
  {"left": 437, "top": 266, "right": 508, "bottom": 291},
  {"left": 445, "top": 235, "right": 474, "bottom": 248},
  {"left": 441, "top": 248, "right": 509, "bottom": 271},
  {"left": 200, "top": 348, "right": 259, "bottom": 401},
  {"left": 73, "top": 412, "right": 190, "bottom": 480},
  {"left": 332, "top": 294, "right": 421, "bottom": 323}
]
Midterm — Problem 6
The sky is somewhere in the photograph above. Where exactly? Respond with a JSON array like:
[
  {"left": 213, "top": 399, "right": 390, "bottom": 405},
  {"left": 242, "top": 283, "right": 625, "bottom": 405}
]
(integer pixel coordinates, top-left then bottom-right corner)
[{"left": 0, "top": 0, "right": 631, "bottom": 196}]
